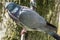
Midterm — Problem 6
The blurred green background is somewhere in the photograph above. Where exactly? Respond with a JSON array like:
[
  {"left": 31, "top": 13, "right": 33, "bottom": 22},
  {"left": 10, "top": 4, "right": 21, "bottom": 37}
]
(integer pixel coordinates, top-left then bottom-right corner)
[{"left": 0, "top": 0, "right": 60, "bottom": 40}]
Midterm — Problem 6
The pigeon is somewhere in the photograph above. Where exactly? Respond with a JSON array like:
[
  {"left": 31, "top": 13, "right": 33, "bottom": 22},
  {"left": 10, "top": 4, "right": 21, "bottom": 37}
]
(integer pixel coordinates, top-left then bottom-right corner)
[{"left": 5, "top": 2, "right": 60, "bottom": 40}]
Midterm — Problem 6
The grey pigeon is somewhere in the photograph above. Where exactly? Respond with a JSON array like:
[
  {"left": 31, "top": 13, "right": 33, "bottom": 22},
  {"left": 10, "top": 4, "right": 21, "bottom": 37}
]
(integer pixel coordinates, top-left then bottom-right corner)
[{"left": 5, "top": 2, "right": 60, "bottom": 40}]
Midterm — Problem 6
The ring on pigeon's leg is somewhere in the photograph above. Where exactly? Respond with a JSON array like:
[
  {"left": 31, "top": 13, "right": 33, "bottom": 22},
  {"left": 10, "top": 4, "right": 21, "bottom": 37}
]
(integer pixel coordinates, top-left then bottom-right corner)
[{"left": 21, "top": 28, "right": 27, "bottom": 40}]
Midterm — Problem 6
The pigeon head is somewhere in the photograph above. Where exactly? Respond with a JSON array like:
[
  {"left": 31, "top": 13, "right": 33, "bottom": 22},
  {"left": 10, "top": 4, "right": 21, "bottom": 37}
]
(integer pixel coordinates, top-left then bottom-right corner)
[
  {"left": 5, "top": 2, "right": 21, "bottom": 19},
  {"left": 5, "top": 2, "right": 18, "bottom": 12}
]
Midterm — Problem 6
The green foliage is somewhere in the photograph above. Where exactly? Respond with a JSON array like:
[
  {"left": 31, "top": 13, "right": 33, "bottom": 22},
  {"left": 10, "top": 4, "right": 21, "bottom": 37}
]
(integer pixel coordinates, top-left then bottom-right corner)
[
  {"left": 0, "top": 3, "right": 2, "bottom": 10},
  {"left": 36, "top": 0, "right": 55, "bottom": 18},
  {"left": 0, "top": 3, "right": 3, "bottom": 22},
  {"left": 20, "top": 0, "right": 30, "bottom": 7}
]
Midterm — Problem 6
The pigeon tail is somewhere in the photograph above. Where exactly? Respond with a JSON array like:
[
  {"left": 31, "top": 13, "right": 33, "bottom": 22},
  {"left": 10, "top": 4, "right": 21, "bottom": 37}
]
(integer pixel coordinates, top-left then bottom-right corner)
[
  {"left": 47, "top": 31, "right": 60, "bottom": 40},
  {"left": 46, "top": 22, "right": 57, "bottom": 32}
]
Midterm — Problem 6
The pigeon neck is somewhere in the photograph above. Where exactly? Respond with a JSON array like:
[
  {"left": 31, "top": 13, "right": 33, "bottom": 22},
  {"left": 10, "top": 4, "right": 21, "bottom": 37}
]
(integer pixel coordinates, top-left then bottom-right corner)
[{"left": 10, "top": 6, "right": 21, "bottom": 18}]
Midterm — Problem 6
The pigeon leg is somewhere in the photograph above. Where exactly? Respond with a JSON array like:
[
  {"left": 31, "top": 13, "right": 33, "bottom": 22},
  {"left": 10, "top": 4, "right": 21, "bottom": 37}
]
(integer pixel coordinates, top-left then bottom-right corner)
[{"left": 21, "top": 28, "right": 27, "bottom": 40}]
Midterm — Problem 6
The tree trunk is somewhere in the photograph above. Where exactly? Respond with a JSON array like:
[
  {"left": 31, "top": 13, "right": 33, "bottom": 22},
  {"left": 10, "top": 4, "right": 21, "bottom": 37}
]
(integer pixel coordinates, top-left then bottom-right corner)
[
  {"left": 57, "top": 11, "right": 60, "bottom": 36},
  {"left": 55, "top": 0, "right": 60, "bottom": 36}
]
